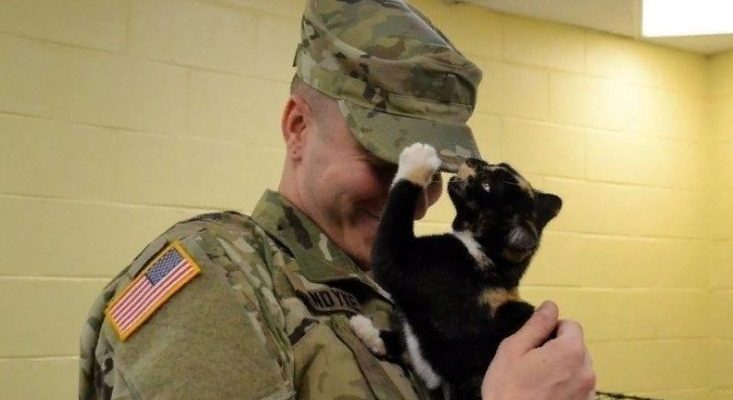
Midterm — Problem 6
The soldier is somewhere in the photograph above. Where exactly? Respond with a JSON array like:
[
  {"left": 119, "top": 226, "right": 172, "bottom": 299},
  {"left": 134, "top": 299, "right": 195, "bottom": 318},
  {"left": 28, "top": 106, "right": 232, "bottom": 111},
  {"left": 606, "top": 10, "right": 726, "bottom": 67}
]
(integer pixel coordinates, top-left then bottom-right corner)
[{"left": 80, "top": 0, "right": 596, "bottom": 399}]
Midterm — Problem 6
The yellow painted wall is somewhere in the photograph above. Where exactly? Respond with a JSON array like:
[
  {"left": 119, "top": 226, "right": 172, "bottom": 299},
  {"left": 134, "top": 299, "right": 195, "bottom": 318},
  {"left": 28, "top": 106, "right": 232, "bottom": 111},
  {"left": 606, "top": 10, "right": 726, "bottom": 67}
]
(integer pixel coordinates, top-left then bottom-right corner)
[
  {"left": 709, "top": 50, "right": 733, "bottom": 400},
  {"left": 0, "top": 1, "right": 729, "bottom": 399}
]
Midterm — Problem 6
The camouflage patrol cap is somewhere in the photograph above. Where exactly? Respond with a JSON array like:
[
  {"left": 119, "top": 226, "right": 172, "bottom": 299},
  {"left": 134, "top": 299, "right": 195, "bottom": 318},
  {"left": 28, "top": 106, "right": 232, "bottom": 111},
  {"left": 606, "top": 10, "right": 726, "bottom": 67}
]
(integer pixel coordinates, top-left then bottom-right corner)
[{"left": 294, "top": 0, "right": 483, "bottom": 172}]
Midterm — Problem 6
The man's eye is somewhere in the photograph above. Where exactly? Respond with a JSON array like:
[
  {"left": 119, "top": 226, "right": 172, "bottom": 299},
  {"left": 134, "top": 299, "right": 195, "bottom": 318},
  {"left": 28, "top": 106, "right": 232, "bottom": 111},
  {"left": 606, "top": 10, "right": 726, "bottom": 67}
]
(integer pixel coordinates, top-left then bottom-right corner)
[{"left": 368, "top": 159, "right": 396, "bottom": 176}]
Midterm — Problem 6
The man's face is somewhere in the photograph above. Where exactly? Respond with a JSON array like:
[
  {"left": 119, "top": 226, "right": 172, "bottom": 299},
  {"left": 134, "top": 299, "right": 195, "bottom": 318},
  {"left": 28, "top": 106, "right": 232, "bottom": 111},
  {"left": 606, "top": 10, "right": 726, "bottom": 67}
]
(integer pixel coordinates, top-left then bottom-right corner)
[{"left": 296, "top": 103, "right": 442, "bottom": 270}]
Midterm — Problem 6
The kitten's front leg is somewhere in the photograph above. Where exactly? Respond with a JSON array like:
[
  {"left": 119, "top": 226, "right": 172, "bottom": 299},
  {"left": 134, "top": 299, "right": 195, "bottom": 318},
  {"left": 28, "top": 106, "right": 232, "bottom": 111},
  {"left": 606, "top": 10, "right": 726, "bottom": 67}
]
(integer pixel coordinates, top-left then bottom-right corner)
[
  {"left": 374, "top": 143, "right": 442, "bottom": 250},
  {"left": 372, "top": 143, "right": 442, "bottom": 286},
  {"left": 393, "top": 143, "right": 442, "bottom": 188}
]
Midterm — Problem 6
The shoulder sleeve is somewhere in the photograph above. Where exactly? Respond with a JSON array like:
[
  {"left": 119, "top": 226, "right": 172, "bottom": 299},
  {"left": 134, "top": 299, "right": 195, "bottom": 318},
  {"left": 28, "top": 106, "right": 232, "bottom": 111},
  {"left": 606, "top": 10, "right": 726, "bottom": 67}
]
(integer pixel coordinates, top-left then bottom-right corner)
[{"left": 82, "top": 220, "right": 295, "bottom": 400}]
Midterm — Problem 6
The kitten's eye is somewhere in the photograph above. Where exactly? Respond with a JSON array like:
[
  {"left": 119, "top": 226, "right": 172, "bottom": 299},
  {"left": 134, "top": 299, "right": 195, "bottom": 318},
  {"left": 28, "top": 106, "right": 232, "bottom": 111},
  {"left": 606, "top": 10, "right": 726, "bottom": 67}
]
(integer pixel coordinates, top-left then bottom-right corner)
[{"left": 482, "top": 182, "right": 491, "bottom": 192}]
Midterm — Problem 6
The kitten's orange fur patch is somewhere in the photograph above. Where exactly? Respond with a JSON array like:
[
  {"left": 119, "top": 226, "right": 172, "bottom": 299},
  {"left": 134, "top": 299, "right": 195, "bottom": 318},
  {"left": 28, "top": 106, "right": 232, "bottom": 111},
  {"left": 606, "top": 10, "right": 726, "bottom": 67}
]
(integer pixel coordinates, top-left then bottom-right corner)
[
  {"left": 456, "top": 163, "right": 477, "bottom": 180},
  {"left": 480, "top": 288, "right": 520, "bottom": 316}
]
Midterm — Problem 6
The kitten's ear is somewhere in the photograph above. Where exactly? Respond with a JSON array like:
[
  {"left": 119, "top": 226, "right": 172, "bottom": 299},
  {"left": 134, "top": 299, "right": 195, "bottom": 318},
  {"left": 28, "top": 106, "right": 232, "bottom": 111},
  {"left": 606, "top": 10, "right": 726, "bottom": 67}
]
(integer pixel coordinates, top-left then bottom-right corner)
[{"left": 536, "top": 192, "right": 562, "bottom": 226}]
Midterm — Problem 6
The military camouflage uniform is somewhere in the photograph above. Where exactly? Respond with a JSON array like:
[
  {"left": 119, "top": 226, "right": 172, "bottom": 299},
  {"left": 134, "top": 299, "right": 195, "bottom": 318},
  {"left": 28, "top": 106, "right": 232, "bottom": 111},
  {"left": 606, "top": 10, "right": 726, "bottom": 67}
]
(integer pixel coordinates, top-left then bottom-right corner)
[
  {"left": 77, "top": 197, "right": 646, "bottom": 400},
  {"left": 80, "top": 190, "right": 436, "bottom": 400}
]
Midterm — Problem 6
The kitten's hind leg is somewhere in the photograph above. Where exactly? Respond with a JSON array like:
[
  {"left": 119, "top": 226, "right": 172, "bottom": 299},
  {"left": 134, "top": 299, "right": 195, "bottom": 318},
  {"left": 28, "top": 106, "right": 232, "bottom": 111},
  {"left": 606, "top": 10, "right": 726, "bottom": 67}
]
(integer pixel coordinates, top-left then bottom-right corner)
[
  {"left": 349, "top": 314, "right": 404, "bottom": 360},
  {"left": 379, "top": 328, "right": 404, "bottom": 357},
  {"left": 349, "top": 314, "right": 388, "bottom": 356}
]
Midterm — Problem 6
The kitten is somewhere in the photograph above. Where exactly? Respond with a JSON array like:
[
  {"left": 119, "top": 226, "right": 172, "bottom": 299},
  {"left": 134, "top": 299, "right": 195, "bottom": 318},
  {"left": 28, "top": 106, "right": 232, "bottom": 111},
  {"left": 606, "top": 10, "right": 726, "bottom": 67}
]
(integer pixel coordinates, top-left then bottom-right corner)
[{"left": 351, "top": 143, "right": 562, "bottom": 399}]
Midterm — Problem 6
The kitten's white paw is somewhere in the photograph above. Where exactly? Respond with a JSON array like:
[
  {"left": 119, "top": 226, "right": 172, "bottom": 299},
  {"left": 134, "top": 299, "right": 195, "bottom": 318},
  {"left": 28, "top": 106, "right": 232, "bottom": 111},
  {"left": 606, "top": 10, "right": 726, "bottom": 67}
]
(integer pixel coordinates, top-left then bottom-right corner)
[
  {"left": 393, "top": 143, "right": 442, "bottom": 187},
  {"left": 349, "top": 314, "right": 387, "bottom": 356}
]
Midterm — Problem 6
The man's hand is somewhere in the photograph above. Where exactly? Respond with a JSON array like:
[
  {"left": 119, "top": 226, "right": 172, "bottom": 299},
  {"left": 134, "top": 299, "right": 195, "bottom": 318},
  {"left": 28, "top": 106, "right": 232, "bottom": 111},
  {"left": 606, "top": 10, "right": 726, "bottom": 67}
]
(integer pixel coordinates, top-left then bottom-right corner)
[{"left": 481, "top": 301, "right": 596, "bottom": 400}]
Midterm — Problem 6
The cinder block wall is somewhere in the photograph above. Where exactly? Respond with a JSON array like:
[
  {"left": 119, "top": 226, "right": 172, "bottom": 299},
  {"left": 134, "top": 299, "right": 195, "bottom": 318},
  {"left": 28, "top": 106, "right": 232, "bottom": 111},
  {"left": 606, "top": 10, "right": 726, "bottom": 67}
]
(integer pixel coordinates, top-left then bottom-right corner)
[
  {"left": 0, "top": 1, "right": 727, "bottom": 399},
  {"left": 0, "top": 1, "right": 298, "bottom": 398}
]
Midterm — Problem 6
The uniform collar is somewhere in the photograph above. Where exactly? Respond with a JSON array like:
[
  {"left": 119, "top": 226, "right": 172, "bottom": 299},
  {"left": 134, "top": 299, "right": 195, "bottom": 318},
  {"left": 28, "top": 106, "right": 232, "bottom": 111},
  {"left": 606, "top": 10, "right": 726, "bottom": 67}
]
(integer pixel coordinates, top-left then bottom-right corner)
[{"left": 252, "top": 190, "right": 392, "bottom": 301}]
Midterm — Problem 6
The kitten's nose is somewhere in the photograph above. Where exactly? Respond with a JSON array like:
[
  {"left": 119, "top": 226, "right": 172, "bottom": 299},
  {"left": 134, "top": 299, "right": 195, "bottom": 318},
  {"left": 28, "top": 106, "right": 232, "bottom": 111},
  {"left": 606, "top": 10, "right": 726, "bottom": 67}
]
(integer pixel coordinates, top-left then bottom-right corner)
[{"left": 507, "top": 226, "right": 537, "bottom": 250}]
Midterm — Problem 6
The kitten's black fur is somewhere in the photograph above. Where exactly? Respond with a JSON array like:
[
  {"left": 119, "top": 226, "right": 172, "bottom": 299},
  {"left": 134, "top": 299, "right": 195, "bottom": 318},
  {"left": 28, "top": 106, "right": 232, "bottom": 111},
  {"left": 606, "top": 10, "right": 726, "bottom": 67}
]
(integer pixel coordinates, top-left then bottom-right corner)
[{"left": 372, "top": 156, "right": 562, "bottom": 399}]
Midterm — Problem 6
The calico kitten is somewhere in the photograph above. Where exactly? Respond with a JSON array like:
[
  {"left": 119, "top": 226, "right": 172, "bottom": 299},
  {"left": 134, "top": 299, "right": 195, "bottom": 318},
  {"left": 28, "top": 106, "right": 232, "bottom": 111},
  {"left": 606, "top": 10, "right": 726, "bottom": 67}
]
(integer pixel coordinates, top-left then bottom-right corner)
[{"left": 351, "top": 143, "right": 562, "bottom": 399}]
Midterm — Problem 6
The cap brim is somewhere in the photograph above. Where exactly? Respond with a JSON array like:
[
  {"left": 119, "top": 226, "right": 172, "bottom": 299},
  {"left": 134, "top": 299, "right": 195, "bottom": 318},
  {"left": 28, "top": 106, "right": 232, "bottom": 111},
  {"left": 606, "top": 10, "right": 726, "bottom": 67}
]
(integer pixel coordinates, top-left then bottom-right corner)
[{"left": 338, "top": 100, "right": 481, "bottom": 173}]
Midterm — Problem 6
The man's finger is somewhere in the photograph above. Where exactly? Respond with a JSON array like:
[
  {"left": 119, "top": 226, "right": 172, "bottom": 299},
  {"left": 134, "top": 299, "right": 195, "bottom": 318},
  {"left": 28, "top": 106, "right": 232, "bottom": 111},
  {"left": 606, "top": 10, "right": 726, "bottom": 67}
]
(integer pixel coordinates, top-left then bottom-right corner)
[
  {"left": 555, "top": 318, "right": 584, "bottom": 339},
  {"left": 504, "top": 300, "right": 559, "bottom": 354}
]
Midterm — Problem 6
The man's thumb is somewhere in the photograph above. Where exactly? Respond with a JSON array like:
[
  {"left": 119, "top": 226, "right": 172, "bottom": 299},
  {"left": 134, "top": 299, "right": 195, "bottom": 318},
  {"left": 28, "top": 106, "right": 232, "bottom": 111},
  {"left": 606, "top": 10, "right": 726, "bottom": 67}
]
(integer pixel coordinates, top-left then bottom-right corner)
[{"left": 507, "top": 300, "right": 559, "bottom": 352}]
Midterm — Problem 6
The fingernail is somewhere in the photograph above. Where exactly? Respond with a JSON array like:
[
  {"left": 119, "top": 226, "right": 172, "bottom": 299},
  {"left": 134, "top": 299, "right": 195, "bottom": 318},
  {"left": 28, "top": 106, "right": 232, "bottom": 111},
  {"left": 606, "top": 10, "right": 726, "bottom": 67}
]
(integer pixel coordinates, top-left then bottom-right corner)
[{"left": 537, "top": 301, "right": 554, "bottom": 317}]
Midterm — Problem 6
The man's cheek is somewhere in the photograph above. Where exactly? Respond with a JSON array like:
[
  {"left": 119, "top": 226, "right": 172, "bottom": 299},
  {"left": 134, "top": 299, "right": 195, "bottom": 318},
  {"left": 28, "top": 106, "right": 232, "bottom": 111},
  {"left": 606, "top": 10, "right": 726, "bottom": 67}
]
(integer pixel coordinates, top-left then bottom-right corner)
[{"left": 426, "top": 174, "right": 443, "bottom": 206}]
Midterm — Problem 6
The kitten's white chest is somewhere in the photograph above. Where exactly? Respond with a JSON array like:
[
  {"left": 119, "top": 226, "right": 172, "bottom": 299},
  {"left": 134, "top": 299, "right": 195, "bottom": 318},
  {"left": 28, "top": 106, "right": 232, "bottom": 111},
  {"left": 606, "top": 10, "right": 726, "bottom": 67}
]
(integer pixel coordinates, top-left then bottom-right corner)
[
  {"left": 403, "top": 320, "right": 443, "bottom": 389},
  {"left": 451, "top": 230, "right": 491, "bottom": 268}
]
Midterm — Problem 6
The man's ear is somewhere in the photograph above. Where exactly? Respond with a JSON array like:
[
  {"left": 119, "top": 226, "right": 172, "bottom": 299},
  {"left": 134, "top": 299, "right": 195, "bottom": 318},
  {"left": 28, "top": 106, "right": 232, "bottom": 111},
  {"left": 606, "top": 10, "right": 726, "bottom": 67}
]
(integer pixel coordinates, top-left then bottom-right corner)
[{"left": 281, "top": 94, "right": 312, "bottom": 161}]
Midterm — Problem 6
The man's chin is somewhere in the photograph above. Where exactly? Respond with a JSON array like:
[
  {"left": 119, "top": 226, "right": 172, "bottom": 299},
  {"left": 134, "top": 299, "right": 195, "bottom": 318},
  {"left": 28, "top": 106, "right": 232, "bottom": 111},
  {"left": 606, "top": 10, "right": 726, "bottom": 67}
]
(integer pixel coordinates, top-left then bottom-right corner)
[
  {"left": 347, "top": 234, "right": 376, "bottom": 271},
  {"left": 353, "top": 211, "right": 380, "bottom": 237},
  {"left": 348, "top": 246, "right": 371, "bottom": 271}
]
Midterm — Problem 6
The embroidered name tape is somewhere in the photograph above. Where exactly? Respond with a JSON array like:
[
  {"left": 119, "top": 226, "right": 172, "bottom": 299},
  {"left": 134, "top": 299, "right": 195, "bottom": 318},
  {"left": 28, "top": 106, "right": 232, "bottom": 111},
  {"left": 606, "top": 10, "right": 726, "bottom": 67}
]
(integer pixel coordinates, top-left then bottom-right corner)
[
  {"left": 282, "top": 266, "right": 362, "bottom": 315},
  {"left": 303, "top": 287, "right": 362, "bottom": 315},
  {"left": 105, "top": 241, "right": 201, "bottom": 341}
]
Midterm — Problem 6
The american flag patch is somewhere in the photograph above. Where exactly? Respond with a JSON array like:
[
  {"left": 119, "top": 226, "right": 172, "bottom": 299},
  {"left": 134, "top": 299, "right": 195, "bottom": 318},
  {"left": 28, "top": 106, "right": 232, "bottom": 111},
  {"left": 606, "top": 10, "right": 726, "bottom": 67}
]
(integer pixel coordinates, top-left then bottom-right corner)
[{"left": 105, "top": 241, "right": 201, "bottom": 341}]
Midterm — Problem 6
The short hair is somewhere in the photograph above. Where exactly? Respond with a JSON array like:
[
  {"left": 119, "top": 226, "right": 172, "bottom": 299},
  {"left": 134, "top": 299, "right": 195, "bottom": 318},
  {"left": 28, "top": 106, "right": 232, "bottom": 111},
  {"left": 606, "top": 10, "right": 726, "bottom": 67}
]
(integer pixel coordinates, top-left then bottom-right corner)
[{"left": 290, "top": 74, "right": 338, "bottom": 132}]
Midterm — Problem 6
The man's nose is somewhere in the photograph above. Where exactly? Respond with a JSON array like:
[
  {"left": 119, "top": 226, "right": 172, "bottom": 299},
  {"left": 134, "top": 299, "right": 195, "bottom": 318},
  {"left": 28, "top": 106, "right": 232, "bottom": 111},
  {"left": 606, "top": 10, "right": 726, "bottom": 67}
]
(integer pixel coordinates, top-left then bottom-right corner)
[
  {"left": 414, "top": 173, "right": 442, "bottom": 220},
  {"left": 414, "top": 191, "right": 429, "bottom": 220}
]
